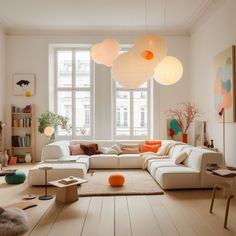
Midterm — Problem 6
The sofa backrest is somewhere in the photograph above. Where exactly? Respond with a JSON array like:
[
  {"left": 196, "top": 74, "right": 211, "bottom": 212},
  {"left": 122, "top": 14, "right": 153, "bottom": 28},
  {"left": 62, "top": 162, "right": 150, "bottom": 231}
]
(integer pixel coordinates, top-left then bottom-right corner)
[{"left": 169, "top": 144, "right": 191, "bottom": 159}]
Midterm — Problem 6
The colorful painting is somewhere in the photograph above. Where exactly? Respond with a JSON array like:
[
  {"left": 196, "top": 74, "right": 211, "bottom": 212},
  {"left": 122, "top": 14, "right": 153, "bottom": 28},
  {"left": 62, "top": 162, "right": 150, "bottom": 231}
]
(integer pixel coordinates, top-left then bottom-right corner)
[
  {"left": 13, "top": 73, "right": 35, "bottom": 96},
  {"left": 194, "top": 121, "right": 205, "bottom": 147},
  {"left": 167, "top": 119, "right": 182, "bottom": 141},
  {"left": 214, "top": 46, "right": 236, "bottom": 122}
]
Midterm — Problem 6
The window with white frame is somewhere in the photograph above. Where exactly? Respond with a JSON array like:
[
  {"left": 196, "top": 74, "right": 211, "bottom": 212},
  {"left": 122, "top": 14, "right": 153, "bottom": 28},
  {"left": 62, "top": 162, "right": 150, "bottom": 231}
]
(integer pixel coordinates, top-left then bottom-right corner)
[
  {"left": 113, "top": 81, "right": 151, "bottom": 139},
  {"left": 55, "top": 48, "right": 93, "bottom": 138}
]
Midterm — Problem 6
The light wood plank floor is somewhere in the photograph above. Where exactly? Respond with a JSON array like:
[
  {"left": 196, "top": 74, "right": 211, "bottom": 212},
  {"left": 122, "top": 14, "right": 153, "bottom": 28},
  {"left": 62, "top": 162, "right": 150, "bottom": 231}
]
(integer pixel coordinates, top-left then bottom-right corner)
[{"left": 0, "top": 164, "right": 236, "bottom": 236}]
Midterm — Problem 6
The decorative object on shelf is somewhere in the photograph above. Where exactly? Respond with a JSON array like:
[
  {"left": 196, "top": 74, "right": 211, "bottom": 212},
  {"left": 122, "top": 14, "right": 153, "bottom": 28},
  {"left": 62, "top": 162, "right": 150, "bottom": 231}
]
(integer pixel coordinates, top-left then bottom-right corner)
[
  {"left": 194, "top": 121, "right": 206, "bottom": 146},
  {"left": 1, "top": 150, "right": 9, "bottom": 169},
  {"left": 91, "top": 38, "right": 120, "bottom": 67},
  {"left": 210, "top": 140, "right": 214, "bottom": 148},
  {"left": 166, "top": 102, "right": 201, "bottom": 144},
  {"left": 13, "top": 73, "right": 35, "bottom": 96},
  {"left": 218, "top": 107, "right": 225, "bottom": 166},
  {"left": 38, "top": 112, "right": 68, "bottom": 143},
  {"left": 24, "top": 153, "right": 32, "bottom": 163},
  {"left": 38, "top": 166, "right": 54, "bottom": 200},
  {"left": 9, "top": 156, "right": 17, "bottom": 165},
  {"left": 214, "top": 45, "right": 236, "bottom": 122}
]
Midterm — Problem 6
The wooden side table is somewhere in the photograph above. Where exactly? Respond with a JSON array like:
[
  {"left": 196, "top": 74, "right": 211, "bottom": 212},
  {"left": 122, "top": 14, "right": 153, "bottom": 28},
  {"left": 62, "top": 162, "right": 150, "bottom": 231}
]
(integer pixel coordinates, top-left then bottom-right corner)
[
  {"left": 49, "top": 177, "right": 88, "bottom": 203},
  {"left": 207, "top": 170, "right": 236, "bottom": 228}
]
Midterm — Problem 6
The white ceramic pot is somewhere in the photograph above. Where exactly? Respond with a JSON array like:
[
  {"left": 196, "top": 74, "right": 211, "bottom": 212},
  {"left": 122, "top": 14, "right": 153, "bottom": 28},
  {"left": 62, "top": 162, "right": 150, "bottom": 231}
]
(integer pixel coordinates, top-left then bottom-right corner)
[{"left": 25, "top": 153, "right": 32, "bottom": 163}]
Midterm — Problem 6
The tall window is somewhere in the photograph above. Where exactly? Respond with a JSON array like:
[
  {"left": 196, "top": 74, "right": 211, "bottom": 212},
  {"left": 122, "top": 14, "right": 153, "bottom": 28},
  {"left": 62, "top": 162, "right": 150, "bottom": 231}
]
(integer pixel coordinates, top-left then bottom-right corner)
[
  {"left": 113, "top": 81, "right": 151, "bottom": 139},
  {"left": 55, "top": 48, "right": 93, "bottom": 138}
]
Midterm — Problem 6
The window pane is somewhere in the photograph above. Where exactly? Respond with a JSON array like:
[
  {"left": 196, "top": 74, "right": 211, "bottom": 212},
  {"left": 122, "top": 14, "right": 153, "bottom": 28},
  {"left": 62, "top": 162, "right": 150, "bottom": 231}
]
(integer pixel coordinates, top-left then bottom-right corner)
[
  {"left": 57, "top": 91, "right": 72, "bottom": 135},
  {"left": 75, "top": 91, "right": 91, "bottom": 136},
  {"left": 133, "top": 91, "right": 147, "bottom": 136},
  {"left": 116, "top": 81, "right": 147, "bottom": 88},
  {"left": 116, "top": 91, "right": 130, "bottom": 136},
  {"left": 76, "top": 51, "right": 90, "bottom": 87},
  {"left": 57, "top": 51, "right": 72, "bottom": 88}
]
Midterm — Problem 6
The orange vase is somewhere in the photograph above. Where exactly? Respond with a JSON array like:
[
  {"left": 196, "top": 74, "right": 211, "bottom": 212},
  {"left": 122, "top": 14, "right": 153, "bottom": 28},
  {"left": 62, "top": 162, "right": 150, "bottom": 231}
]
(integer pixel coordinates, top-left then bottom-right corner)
[{"left": 182, "top": 133, "right": 188, "bottom": 143}]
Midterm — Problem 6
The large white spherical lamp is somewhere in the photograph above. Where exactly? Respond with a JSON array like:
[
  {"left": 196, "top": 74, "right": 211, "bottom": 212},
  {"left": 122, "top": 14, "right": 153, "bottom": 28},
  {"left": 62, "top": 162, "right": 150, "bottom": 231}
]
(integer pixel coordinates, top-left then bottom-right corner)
[
  {"left": 132, "top": 34, "right": 167, "bottom": 65},
  {"left": 154, "top": 56, "right": 183, "bottom": 85},
  {"left": 91, "top": 38, "right": 120, "bottom": 67},
  {"left": 44, "top": 126, "right": 55, "bottom": 137},
  {"left": 112, "top": 51, "right": 154, "bottom": 89}
]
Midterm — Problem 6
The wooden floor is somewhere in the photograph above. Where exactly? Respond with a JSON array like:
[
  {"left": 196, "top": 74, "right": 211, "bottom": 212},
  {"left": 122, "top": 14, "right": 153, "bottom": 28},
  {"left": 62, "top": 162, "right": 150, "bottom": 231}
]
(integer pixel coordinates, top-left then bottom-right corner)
[{"left": 1, "top": 165, "right": 236, "bottom": 236}]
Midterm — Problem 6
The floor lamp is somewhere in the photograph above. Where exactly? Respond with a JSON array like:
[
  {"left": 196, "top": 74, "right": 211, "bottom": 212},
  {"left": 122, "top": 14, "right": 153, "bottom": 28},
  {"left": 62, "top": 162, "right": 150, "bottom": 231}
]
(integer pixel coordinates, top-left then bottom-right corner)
[{"left": 218, "top": 107, "right": 225, "bottom": 167}]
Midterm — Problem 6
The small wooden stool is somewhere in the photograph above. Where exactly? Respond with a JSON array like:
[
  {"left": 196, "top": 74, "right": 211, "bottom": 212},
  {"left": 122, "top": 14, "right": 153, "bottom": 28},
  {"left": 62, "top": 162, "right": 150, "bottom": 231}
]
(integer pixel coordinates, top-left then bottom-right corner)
[{"left": 209, "top": 183, "right": 235, "bottom": 228}]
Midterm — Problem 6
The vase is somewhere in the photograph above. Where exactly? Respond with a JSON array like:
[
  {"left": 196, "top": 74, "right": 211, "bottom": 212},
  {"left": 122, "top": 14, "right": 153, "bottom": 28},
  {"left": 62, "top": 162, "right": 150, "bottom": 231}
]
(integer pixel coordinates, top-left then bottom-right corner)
[
  {"left": 182, "top": 133, "right": 188, "bottom": 143},
  {"left": 25, "top": 153, "right": 32, "bottom": 163},
  {"left": 1, "top": 150, "right": 9, "bottom": 168}
]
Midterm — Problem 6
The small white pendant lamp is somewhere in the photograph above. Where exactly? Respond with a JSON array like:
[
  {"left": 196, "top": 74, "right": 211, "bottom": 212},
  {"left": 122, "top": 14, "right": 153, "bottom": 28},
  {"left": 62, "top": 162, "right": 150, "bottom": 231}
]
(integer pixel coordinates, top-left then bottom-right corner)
[{"left": 154, "top": 56, "right": 183, "bottom": 85}]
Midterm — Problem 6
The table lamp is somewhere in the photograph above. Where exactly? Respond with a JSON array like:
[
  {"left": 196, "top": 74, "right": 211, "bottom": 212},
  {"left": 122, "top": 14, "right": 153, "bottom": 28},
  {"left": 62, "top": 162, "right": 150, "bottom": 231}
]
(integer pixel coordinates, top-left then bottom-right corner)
[
  {"left": 38, "top": 166, "right": 53, "bottom": 200},
  {"left": 44, "top": 126, "right": 55, "bottom": 143}
]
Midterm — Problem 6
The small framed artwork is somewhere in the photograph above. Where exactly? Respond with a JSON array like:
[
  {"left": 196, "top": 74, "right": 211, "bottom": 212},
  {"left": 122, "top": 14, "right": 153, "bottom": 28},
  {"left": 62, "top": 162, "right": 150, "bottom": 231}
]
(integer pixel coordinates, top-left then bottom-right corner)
[
  {"left": 166, "top": 119, "right": 182, "bottom": 141},
  {"left": 13, "top": 73, "right": 35, "bottom": 96},
  {"left": 194, "top": 121, "right": 206, "bottom": 146}
]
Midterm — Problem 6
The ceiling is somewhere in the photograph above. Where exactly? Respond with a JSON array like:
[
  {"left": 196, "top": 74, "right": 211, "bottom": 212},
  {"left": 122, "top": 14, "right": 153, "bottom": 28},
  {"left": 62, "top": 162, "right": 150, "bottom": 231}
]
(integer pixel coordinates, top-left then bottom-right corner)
[{"left": 0, "top": 0, "right": 224, "bottom": 35}]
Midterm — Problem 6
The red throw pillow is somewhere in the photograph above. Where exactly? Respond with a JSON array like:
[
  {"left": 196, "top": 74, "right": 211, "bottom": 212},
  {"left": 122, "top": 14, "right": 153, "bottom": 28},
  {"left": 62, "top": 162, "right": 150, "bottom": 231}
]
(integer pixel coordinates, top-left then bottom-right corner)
[
  {"left": 69, "top": 144, "right": 85, "bottom": 155},
  {"left": 80, "top": 143, "right": 100, "bottom": 156},
  {"left": 144, "top": 140, "right": 162, "bottom": 145},
  {"left": 140, "top": 143, "right": 161, "bottom": 153}
]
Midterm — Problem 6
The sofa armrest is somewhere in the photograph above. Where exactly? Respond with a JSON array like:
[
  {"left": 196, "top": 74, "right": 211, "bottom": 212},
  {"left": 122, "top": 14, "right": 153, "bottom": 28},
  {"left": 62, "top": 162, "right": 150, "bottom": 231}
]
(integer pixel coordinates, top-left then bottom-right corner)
[{"left": 41, "top": 141, "right": 70, "bottom": 161}]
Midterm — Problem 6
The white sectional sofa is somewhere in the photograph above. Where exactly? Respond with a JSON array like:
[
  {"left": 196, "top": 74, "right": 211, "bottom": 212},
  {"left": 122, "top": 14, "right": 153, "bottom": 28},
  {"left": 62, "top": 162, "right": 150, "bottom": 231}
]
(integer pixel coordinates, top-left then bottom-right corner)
[{"left": 28, "top": 140, "right": 224, "bottom": 189}]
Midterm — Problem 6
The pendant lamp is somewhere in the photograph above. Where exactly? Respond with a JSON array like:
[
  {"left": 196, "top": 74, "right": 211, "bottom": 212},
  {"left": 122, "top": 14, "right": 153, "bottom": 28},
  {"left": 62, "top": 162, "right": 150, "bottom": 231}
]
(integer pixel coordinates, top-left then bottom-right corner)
[
  {"left": 91, "top": 38, "right": 120, "bottom": 67},
  {"left": 154, "top": 56, "right": 183, "bottom": 85},
  {"left": 112, "top": 51, "right": 154, "bottom": 89}
]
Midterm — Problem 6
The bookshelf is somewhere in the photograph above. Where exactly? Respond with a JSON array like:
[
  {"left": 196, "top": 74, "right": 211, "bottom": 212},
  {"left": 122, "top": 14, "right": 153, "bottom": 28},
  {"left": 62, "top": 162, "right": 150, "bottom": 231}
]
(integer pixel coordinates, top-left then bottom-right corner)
[{"left": 11, "top": 104, "right": 35, "bottom": 163}]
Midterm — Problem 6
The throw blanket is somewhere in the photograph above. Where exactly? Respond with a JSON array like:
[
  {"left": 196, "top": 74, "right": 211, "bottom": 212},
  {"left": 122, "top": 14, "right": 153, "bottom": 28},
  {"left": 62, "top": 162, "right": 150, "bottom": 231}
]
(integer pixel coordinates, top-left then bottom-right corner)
[{"left": 141, "top": 142, "right": 183, "bottom": 169}]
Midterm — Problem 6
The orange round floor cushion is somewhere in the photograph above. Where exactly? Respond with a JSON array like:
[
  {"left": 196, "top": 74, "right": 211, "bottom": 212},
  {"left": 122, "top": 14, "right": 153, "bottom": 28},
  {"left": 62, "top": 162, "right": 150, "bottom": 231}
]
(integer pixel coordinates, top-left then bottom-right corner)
[{"left": 108, "top": 173, "right": 125, "bottom": 187}]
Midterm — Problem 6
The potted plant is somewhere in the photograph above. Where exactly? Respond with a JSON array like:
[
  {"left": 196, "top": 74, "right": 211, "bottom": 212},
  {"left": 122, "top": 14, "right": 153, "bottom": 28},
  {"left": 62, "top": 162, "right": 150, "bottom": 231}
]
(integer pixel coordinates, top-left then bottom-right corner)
[
  {"left": 38, "top": 112, "right": 69, "bottom": 143},
  {"left": 166, "top": 102, "right": 200, "bottom": 143}
]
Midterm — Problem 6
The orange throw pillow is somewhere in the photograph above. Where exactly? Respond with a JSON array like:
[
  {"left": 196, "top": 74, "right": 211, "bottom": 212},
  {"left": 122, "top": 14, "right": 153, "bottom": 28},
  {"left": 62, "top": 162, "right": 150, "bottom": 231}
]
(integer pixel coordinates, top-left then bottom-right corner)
[
  {"left": 140, "top": 143, "right": 161, "bottom": 153},
  {"left": 144, "top": 140, "right": 162, "bottom": 145}
]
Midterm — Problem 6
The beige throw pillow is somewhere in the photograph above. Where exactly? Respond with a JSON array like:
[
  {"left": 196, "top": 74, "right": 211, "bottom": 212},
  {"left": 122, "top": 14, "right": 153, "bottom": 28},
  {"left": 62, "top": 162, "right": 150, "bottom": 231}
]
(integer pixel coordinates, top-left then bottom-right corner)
[
  {"left": 156, "top": 143, "right": 170, "bottom": 156},
  {"left": 173, "top": 151, "right": 188, "bottom": 164}
]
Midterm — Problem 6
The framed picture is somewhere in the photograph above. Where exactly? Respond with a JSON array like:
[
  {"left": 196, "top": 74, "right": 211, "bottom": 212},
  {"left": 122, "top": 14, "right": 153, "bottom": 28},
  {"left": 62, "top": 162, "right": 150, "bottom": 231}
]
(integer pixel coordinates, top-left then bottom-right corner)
[
  {"left": 166, "top": 118, "right": 182, "bottom": 141},
  {"left": 214, "top": 46, "right": 236, "bottom": 122},
  {"left": 194, "top": 121, "right": 206, "bottom": 147},
  {"left": 13, "top": 73, "right": 35, "bottom": 96}
]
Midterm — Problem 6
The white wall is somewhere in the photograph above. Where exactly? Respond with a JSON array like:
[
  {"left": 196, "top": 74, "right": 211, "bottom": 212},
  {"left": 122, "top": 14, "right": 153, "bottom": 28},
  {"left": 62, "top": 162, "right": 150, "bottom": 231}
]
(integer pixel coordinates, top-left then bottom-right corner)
[
  {"left": 0, "top": 28, "right": 6, "bottom": 122},
  {"left": 190, "top": 0, "right": 236, "bottom": 166},
  {"left": 6, "top": 33, "right": 190, "bottom": 161}
]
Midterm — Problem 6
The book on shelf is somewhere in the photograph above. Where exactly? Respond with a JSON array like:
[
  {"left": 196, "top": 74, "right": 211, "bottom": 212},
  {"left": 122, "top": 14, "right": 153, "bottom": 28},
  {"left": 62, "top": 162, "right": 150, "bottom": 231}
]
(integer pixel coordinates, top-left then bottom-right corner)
[
  {"left": 11, "top": 134, "right": 31, "bottom": 147},
  {"left": 212, "top": 169, "right": 236, "bottom": 177},
  {"left": 12, "top": 105, "right": 31, "bottom": 113}
]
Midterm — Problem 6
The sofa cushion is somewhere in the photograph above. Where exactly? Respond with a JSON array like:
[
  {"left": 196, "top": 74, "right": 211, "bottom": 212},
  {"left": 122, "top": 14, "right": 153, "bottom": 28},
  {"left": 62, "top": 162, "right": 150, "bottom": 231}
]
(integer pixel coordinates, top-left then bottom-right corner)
[
  {"left": 144, "top": 140, "right": 162, "bottom": 145},
  {"left": 154, "top": 166, "right": 200, "bottom": 189},
  {"left": 148, "top": 161, "right": 179, "bottom": 176},
  {"left": 89, "top": 154, "right": 119, "bottom": 169},
  {"left": 100, "top": 144, "right": 122, "bottom": 155},
  {"left": 69, "top": 144, "right": 85, "bottom": 155},
  {"left": 80, "top": 143, "right": 101, "bottom": 156},
  {"left": 173, "top": 151, "right": 188, "bottom": 164},
  {"left": 120, "top": 143, "right": 140, "bottom": 154},
  {"left": 118, "top": 154, "right": 142, "bottom": 168},
  {"left": 140, "top": 143, "right": 161, "bottom": 153}
]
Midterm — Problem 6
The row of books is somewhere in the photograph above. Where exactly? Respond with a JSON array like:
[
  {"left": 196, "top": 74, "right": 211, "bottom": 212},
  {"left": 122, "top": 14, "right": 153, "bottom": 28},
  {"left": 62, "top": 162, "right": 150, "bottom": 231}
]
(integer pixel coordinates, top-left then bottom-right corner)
[
  {"left": 11, "top": 134, "right": 31, "bottom": 147},
  {"left": 12, "top": 118, "right": 31, "bottom": 128},
  {"left": 12, "top": 105, "right": 31, "bottom": 113}
]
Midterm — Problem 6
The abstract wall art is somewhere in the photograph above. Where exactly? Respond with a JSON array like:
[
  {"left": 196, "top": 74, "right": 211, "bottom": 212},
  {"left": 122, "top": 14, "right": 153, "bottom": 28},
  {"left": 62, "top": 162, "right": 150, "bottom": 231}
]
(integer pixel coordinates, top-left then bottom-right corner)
[
  {"left": 166, "top": 118, "right": 182, "bottom": 141},
  {"left": 214, "top": 46, "right": 236, "bottom": 122}
]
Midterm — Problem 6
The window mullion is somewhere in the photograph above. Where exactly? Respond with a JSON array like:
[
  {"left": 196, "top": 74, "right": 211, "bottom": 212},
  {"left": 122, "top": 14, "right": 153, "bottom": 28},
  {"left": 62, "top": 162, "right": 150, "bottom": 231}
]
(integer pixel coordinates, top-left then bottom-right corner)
[{"left": 72, "top": 49, "right": 76, "bottom": 139}]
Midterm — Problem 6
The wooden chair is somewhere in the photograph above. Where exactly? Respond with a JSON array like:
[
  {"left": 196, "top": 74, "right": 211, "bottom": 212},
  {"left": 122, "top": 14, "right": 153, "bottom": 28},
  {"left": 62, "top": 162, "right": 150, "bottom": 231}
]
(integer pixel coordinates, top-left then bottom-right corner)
[{"left": 209, "top": 182, "right": 235, "bottom": 228}]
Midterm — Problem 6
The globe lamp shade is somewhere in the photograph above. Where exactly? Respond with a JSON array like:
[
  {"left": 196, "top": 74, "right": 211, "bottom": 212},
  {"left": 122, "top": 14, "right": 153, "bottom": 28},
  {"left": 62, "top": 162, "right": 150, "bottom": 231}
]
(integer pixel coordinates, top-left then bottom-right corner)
[
  {"left": 132, "top": 34, "right": 167, "bottom": 65},
  {"left": 111, "top": 51, "right": 154, "bottom": 89},
  {"left": 44, "top": 127, "right": 55, "bottom": 137},
  {"left": 91, "top": 38, "right": 120, "bottom": 67},
  {"left": 154, "top": 56, "right": 183, "bottom": 85}
]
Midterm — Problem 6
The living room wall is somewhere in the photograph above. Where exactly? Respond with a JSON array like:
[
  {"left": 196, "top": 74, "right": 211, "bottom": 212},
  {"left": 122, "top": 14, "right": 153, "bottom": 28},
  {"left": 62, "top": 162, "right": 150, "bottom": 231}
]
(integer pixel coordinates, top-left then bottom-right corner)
[
  {"left": 190, "top": 0, "right": 236, "bottom": 166},
  {"left": 5, "top": 33, "right": 190, "bottom": 161},
  {"left": 0, "top": 28, "right": 6, "bottom": 123}
]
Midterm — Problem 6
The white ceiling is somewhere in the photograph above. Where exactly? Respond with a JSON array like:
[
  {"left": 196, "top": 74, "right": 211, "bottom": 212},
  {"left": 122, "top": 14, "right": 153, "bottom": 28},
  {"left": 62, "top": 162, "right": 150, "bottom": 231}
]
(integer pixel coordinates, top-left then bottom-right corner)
[{"left": 0, "top": 0, "right": 225, "bottom": 35}]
